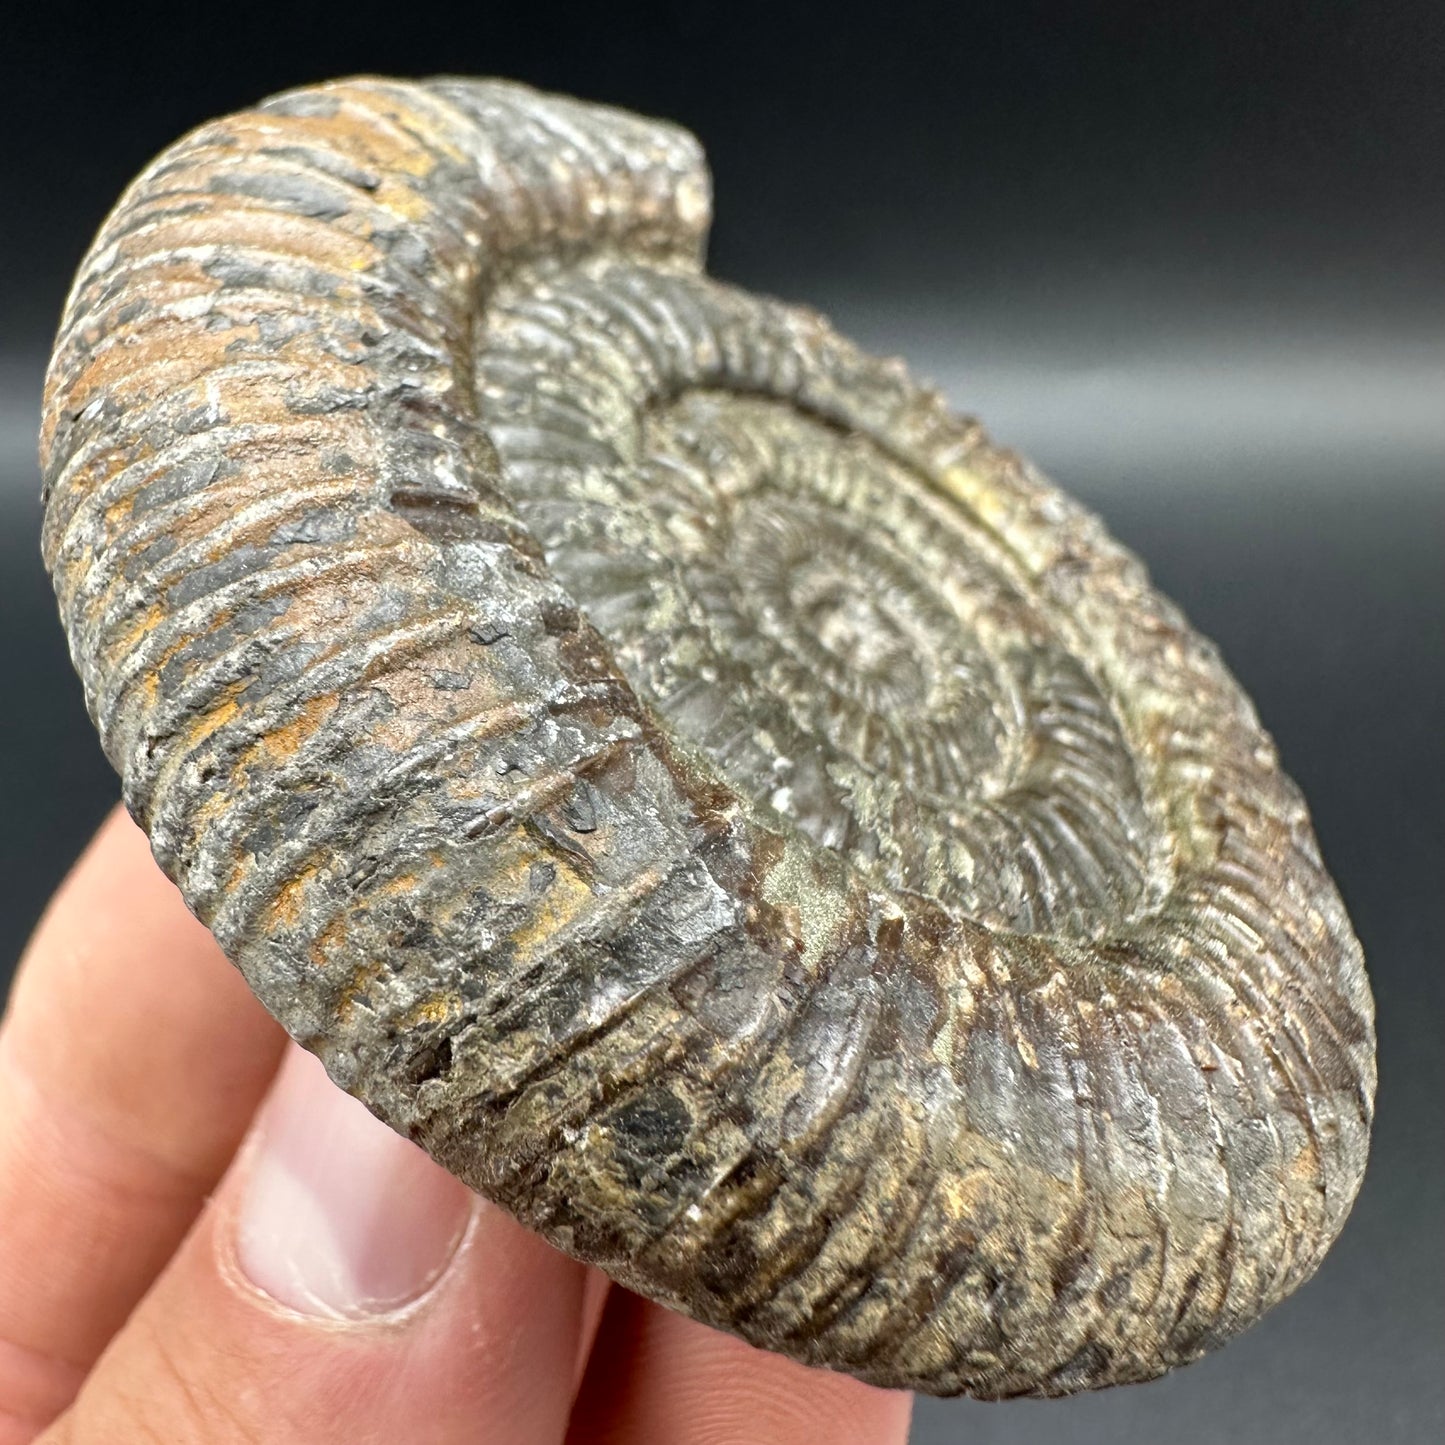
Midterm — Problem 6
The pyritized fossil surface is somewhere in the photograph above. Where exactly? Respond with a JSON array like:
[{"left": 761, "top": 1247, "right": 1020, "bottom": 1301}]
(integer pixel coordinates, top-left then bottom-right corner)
[{"left": 39, "top": 77, "right": 1375, "bottom": 1398}]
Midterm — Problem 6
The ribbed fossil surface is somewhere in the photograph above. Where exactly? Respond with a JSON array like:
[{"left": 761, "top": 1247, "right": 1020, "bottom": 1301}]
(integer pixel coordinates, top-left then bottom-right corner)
[{"left": 39, "top": 77, "right": 1375, "bottom": 1397}]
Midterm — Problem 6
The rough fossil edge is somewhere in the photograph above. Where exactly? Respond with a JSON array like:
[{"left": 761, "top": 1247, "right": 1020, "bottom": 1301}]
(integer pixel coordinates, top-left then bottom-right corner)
[{"left": 38, "top": 76, "right": 1375, "bottom": 1397}]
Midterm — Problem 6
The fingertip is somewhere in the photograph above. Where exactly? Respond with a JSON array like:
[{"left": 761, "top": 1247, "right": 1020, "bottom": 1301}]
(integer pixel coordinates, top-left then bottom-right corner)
[
  {"left": 0, "top": 804, "right": 284, "bottom": 1433},
  {"left": 230, "top": 1045, "right": 476, "bottom": 1321},
  {"left": 570, "top": 1292, "right": 914, "bottom": 1445},
  {"left": 55, "top": 1047, "right": 595, "bottom": 1445}
]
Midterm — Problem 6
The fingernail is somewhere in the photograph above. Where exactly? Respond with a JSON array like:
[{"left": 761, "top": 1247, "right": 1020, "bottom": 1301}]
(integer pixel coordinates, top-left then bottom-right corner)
[{"left": 235, "top": 1043, "right": 474, "bottom": 1319}]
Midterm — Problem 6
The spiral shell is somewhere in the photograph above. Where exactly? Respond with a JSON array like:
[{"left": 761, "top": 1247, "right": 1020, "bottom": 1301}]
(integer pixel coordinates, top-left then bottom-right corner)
[{"left": 39, "top": 77, "right": 1375, "bottom": 1397}]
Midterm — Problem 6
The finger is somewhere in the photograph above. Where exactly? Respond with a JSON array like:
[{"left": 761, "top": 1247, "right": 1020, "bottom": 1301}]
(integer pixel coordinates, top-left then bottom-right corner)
[
  {"left": 45, "top": 1044, "right": 592, "bottom": 1445},
  {"left": 0, "top": 806, "right": 285, "bottom": 1440},
  {"left": 574, "top": 1270, "right": 612, "bottom": 1395},
  {"left": 566, "top": 1291, "right": 913, "bottom": 1445}
]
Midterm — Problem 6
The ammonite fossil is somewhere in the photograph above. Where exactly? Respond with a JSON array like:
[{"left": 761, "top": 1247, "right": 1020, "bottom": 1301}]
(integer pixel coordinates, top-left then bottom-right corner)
[{"left": 39, "top": 77, "right": 1375, "bottom": 1398}]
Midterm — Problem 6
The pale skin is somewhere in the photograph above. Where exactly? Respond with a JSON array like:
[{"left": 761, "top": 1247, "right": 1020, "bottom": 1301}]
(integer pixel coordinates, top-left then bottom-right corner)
[{"left": 0, "top": 807, "right": 914, "bottom": 1444}]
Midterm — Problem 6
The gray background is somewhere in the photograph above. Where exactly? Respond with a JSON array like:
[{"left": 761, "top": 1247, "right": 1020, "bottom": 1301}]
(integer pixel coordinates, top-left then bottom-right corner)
[{"left": 2, "top": 4, "right": 1441, "bottom": 1440}]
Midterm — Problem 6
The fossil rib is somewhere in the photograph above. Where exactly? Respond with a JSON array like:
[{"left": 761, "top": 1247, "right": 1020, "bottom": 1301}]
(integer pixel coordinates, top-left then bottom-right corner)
[{"left": 39, "top": 76, "right": 1375, "bottom": 1397}]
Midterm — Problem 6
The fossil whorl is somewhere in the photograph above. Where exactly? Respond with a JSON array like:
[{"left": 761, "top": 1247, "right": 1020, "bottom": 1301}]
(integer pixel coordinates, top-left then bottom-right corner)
[{"left": 39, "top": 77, "right": 1375, "bottom": 1397}]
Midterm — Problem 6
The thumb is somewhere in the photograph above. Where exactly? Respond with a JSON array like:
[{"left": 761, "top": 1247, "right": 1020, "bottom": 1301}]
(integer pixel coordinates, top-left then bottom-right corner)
[{"left": 44, "top": 1044, "right": 596, "bottom": 1445}]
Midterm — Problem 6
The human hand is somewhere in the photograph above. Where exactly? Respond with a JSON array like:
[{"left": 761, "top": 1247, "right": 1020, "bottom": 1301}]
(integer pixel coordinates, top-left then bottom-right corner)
[{"left": 0, "top": 807, "right": 914, "bottom": 1443}]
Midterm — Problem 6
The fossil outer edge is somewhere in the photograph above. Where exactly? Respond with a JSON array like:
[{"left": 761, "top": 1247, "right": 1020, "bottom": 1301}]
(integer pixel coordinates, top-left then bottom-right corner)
[{"left": 38, "top": 77, "right": 1375, "bottom": 1397}]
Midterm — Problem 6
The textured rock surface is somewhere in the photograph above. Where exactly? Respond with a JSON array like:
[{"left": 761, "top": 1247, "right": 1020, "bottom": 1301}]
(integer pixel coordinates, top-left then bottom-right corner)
[{"left": 39, "top": 77, "right": 1375, "bottom": 1397}]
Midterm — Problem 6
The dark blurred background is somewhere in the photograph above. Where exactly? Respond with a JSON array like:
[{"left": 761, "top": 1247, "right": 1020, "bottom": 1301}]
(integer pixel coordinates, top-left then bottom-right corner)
[{"left": 1, "top": 4, "right": 1440, "bottom": 1441}]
